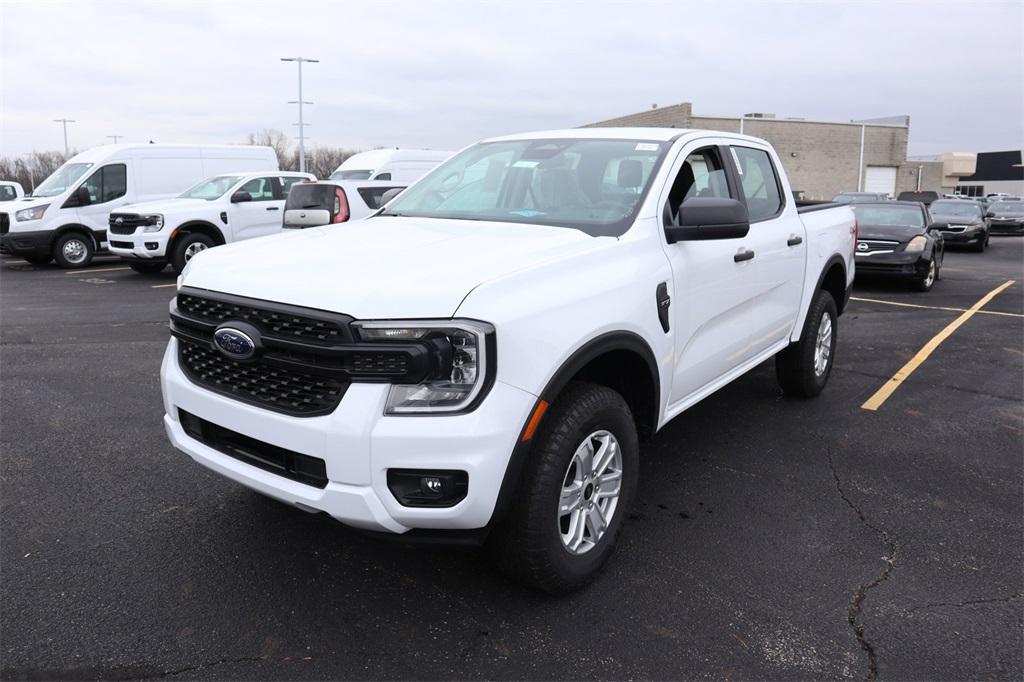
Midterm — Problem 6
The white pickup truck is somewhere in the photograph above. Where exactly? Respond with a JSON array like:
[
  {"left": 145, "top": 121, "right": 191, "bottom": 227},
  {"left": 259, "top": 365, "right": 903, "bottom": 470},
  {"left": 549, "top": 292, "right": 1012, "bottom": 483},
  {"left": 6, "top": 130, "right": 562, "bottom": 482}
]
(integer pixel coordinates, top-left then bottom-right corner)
[
  {"left": 107, "top": 171, "right": 314, "bottom": 274},
  {"left": 161, "top": 128, "right": 855, "bottom": 593}
]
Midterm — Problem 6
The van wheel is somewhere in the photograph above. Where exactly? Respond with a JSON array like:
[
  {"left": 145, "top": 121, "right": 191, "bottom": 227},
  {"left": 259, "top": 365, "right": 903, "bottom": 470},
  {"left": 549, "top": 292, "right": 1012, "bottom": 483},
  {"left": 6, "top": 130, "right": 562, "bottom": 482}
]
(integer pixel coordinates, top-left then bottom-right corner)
[
  {"left": 775, "top": 289, "right": 838, "bottom": 398},
  {"left": 489, "top": 382, "right": 638, "bottom": 594},
  {"left": 128, "top": 262, "right": 166, "bottom": 274},
  {"left": 53, "top": 232, "right": 94, "bottom": 268},
  {"left": 170, "top": 234, "right": 215, "bottom": 274}
]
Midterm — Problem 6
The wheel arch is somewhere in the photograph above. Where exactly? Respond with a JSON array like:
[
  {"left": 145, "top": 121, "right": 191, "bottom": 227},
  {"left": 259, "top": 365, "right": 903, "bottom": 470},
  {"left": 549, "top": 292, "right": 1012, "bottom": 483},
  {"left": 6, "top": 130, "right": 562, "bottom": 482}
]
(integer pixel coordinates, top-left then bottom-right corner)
[
  {"left": 170, "top": 220, "right": 226, "bottom": 249},
  {"left": 816, "top": 255, "right": 849, "bottom": 315},
  {"left": 52, "top": 223, "right": 98, "bottom": 250}
]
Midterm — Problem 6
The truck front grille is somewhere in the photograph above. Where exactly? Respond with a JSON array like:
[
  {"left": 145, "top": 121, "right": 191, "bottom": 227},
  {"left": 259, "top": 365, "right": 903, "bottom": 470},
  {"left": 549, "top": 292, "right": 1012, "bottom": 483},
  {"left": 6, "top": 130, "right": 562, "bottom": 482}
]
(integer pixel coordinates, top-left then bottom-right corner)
[
  {"left": 177, "top": 293, "right": 346, "bottom": 345},
  {"left": 178, "top": 338, "right": 347, "bottom": 416},
  {"left": 108, "top": 213, "right": 157, "bottom": 235},
  {"left": 0, "top": 213, "right": 9, "bottom": 235}
]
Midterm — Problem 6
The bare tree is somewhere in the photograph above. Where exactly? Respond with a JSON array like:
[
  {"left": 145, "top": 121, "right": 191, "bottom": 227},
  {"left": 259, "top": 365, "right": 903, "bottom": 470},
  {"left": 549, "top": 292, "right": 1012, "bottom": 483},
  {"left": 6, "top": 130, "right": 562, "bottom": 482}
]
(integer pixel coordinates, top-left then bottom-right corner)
[
  {"left": 0, "top": 150, "right": 71, "bottom": 193},
  {"left": 246, "top": 129, "right": 294, "bottom": 170},
  {"left": 304, "top": 146, "right": 362, "bottom": 179}
]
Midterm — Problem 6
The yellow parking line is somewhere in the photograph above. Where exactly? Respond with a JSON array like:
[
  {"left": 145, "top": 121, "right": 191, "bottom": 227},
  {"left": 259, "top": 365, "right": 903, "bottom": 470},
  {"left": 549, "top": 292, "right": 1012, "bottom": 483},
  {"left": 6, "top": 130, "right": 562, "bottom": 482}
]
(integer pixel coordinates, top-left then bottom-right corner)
[
  {"left": 151, "top": 283, "right": 177, "bottom": 289},
  {"left": 65, "top": 267, "right": 130, "bottom": 275},
  {"left": 850, "top": 296, "right": 1024, "bottom": 319},
  {"left": 861, "top": 280, "right": 1016, "bottom": 411}
]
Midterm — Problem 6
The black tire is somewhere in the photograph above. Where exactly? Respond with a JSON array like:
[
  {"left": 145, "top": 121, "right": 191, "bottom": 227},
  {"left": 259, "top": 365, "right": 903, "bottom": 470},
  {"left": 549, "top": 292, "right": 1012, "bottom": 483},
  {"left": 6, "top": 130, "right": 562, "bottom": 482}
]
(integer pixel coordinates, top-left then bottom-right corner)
[
  {"left": 52, "top": 232, "right": 94, "bottom": 268},
  {"left": 22, "top": 254, "right": 52, "bottom": 266},
  {"left": 775, "top": 289, "right": 838, "bottom": 398},
  {"left": 973, "top": 234, "right": 987, "bottom": 252},
  {"left": 914, "top": 258, "right": 937, "bottom": 292},
  {"left": 488, "top": 381, "right": 639, "bottom": 594},
  {"left": 128, "top": 261, "right": 167, "bottom": 274},
  {"left": 170, "top": 233, "right": 215, "bottom": 274}
]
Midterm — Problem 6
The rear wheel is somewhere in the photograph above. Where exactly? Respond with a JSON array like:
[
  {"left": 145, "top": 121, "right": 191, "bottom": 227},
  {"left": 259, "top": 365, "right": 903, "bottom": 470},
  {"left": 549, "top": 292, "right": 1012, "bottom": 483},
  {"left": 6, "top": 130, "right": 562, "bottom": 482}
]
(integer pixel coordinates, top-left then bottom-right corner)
[
  {"left": 128, "top": 261, "right": 166, "bottom": 274},
  {"left": 170, "top": 233, "right": 215, "bottom": 274},
  {"left": 489, "top": 382, "right": 638, "bottom": 594},
  {"left": 53, "top": 232, "right": 94, "bottom": 268},
  {"left": 776, "top": 289, "right": 838, "bottom": 398}
]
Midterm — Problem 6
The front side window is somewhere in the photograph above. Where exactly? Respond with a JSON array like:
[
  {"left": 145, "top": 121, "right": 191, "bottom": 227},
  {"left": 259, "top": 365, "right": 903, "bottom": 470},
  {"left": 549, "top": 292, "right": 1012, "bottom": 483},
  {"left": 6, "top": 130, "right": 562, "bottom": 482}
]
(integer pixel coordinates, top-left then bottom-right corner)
[
  {"left": 179, "top": 175, "right": 244, "bottom": 200},
  {"left": 80, "top": 164, "right": 127, "bottom": 204},
  {"left": 851, "top": 204, "right": 925, "bottom": 229},
  {"left": 731, "top": 146, "right": 783, "bottom": 221},
  {"left": 32, "top": 162, "right": 93, "bottom": 198},
  {"left": 0, "top": 186, "right": 16, "bottom": 201},
  {"left": 663, "top": 147, "right": 732, "bottom": 225},
  {"left": 380, "top": 138, "right": 668, "bottom": 237},
  {"left": 238, "top": 177, "right": 279, "bottom": 201}
]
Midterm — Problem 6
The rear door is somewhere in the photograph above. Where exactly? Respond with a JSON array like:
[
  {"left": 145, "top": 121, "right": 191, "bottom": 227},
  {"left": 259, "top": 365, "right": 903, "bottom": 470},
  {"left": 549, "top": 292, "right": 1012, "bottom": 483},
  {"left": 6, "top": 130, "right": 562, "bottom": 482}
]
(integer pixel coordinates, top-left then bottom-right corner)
[
  {"left": 726, "top": 144, "right": 805, "bottom": 355},
  {"left": 228, "top": 176, "right": 283, "bottom": 242},
  {"left": 660, "top": 138, "right": 760, "bottom": 406}
]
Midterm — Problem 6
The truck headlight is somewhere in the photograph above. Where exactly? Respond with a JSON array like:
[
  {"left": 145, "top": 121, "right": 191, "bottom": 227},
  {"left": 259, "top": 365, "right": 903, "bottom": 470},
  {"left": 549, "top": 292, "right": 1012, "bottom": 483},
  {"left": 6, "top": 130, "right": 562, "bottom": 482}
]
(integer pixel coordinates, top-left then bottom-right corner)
[
  {"left": 906, "top": 235, "right": 928, "bottom": 253},
  {"left": 142, "top": 214, "right": 164, "bottom": 232},
  {"left": 353, "top": 319, "right": 494, "bottom": 414},
  {"left": 15, "top": 204, "right": 49, "bottom": 221}
]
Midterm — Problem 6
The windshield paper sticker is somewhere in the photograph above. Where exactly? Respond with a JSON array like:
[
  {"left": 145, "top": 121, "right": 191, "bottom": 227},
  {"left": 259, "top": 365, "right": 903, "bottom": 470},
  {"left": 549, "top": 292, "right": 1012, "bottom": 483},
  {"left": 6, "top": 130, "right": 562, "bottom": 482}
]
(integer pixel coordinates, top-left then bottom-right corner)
[
  {"left": 635, "top": 143, "right": 659, "bottom": 152},
  {"left": 510, "top": 210, "right": 546, "bottom": 217},
  {"left": 730, "top": 147, "right": 744, "bottom": 175},
  {"left": 512, "top": 160, "right": 539, "bottom": 168}
]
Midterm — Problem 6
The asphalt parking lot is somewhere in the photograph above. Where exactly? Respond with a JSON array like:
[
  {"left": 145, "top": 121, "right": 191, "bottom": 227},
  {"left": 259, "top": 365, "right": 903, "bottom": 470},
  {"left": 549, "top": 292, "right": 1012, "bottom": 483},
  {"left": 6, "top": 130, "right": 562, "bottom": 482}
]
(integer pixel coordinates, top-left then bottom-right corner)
[{"left": 1, "top": 239, "right": 1021, "bottom": 681}]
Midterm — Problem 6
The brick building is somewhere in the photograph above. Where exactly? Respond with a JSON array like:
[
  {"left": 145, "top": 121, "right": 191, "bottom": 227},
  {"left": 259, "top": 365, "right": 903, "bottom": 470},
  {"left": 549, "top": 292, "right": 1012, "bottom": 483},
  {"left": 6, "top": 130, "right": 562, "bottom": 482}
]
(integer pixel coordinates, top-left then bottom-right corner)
[{"left": 582, "top": 102, "right": 942, "bottom": 199}]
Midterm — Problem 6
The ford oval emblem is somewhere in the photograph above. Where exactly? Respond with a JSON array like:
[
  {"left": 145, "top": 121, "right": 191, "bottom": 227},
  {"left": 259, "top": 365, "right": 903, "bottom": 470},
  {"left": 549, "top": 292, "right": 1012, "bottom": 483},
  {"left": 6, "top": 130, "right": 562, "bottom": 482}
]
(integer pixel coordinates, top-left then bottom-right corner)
[{"left": 213, "top": 327, "right": 256, "bottom": 360}]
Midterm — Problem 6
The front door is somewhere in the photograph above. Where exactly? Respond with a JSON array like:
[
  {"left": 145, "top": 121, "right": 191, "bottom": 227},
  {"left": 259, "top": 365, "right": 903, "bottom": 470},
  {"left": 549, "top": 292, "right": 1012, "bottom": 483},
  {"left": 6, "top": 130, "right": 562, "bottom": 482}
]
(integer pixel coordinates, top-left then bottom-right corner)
[
  {"left": 228, "top": 176, "right": 284, "bottom": 242},
  {"left": 74, "top": 163, "right": 130, "bottom": 248},
  {"left": 660, "top": 140, "right": 759, "bottom": 407}
]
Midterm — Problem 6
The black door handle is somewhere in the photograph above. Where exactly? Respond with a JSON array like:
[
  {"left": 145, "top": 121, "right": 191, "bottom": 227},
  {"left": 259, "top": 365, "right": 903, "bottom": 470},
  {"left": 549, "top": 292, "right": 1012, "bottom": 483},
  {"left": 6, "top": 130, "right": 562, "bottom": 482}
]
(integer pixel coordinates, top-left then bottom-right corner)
[
  {"left": 734, "top": 249, "right": 755, "bottom": 263},
  {"left": 266, "top": 206, "right": 280, "bottom": 211},
  {"left": 787, "top": 235, "right": 803, "bottom": 246}
]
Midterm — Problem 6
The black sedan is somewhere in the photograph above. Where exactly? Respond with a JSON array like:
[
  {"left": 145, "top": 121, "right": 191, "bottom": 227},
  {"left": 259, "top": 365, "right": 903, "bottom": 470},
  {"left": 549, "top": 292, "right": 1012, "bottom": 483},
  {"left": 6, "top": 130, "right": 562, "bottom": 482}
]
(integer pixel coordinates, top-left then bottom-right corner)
[
  {"left": 852, "top": 201, "right": 944, "bottom": 292},
  {"left": 986, "top": 201, "right": 1024, "bottom": 235},
  {"left": 928, "top": 199, "right": 989, "bottom": 251}
]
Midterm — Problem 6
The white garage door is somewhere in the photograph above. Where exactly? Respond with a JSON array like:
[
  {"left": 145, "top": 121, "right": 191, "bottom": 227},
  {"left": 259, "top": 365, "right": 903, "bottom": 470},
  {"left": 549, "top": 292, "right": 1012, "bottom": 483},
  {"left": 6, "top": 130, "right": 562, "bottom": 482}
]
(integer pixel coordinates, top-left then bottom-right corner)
[{"left": 863, "top": 166, "right": 897, "bottom": 195}]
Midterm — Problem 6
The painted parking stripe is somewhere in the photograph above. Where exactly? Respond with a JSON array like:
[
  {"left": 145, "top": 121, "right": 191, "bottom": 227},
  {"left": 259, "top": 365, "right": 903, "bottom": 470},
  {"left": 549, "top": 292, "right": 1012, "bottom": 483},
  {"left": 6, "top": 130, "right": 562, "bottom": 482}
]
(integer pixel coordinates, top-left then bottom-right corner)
[
  {"left": 850, "top": 296, "right": 1024, "bottom": 319},
  {"left": 151, "top": 283, "right": 177, "bottom": 289},
  {"left": 861, "top": 280, "right": 1016, "bottom": 411},
  {"left": 64, "top": 267, "right": 130, "bottom": 275}
]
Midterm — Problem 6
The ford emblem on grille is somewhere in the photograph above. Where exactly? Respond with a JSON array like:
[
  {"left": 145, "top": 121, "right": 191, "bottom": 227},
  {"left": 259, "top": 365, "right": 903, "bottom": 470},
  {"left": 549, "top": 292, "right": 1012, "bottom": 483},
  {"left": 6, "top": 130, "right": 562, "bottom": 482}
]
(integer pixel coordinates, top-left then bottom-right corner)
[
  {"left": 114, "top": 216, "right": 124, "bottom": 225},
  {"left": 213, "top": 327, "right": 256, "bottom": 360}
]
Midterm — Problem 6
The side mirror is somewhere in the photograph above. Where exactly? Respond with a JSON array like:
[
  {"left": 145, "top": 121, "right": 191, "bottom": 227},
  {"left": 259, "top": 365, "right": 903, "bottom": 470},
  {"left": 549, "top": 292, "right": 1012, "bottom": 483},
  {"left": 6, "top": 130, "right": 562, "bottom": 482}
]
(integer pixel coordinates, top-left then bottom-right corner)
[
  {"left": 230, "top": 190, "right": 252, "bottom": 203},
  {"left": 665, "top": 197, "right": 750, "bottom": 243},
  {"left": 69, "top": 185, "right": 91, "bottom": 207},
  {"left": 380, "top": 187, "right": 403, "bottom": 206}
]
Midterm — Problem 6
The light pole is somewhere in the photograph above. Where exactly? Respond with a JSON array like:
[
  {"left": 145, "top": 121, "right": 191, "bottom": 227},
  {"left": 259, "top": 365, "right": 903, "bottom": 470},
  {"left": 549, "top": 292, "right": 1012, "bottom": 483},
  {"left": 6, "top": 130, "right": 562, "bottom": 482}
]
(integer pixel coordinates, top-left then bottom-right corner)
[
  {"left": 107, "top": 135, "right": 123, "bottom": 144},
  {"left": 280, "top": 57, "right": 318, "bottom": 173},
  {"left": 53, "top": 118, "right": 76, "bottom": 156}
]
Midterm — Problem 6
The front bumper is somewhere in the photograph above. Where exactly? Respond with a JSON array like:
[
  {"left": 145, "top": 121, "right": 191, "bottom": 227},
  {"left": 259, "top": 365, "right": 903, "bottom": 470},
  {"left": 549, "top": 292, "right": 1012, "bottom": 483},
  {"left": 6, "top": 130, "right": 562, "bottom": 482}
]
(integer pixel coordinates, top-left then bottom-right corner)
[
  {"left": 854, "top": 251, "right": 931, "bottom": 279},
  {"left": 0, "top": 229, "right": 51, "bottom": 258},
  {"left": 107, "top": 229, "right": 172, "bottom": 260},
  {"left": 988, "top": 220, "right": 1024, "bottom": 235},
  {"left": 935, "top": 226, "right": 985, "bottom": 245},
  {"left": 160, "top": 338, "right": 537, "bottom": 534}
]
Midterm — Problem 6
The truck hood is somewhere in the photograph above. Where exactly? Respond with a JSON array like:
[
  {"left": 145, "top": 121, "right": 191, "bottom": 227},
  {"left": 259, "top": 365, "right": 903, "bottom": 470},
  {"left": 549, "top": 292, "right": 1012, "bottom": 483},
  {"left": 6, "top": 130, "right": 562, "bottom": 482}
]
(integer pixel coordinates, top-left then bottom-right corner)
[
  {"left": 115, "top": 197, "right": 215, "bottom": 214},
  {"left": 182, "top": 216, "right": 604, "bottom": 319}
]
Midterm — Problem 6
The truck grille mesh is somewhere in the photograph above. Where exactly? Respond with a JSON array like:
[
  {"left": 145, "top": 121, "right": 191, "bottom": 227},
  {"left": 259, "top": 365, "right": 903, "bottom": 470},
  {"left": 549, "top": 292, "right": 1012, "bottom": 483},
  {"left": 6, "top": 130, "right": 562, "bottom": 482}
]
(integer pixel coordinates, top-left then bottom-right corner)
[
  {"left": 178, "top": 339, "right": 346, "bottom": 416},
  {"left": 177, "top": 293, "right": 345, "bottom": 344}
]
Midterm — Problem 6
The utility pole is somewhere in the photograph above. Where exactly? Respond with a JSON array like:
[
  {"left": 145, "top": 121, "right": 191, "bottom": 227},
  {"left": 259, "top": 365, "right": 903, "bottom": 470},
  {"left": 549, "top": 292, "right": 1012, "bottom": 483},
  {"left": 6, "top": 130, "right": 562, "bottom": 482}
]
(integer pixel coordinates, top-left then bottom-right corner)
[
  {"left": 280, "top": 57, "right": 318, "bottom": 173},
  {"left": 107, "top": 135, "right": 123, "bottom": 144},
  {"left": 53, "top": 118, "right": 76, "bottom": 156}
]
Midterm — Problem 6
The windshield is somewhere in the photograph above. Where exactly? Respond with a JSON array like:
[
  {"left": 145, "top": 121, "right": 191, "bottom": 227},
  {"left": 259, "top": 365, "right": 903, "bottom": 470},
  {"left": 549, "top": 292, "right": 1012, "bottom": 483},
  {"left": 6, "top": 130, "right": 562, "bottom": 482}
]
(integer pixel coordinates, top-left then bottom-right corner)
[
  {"left": 330, "top": 170, "right": 373, "bottom": 180},
  {"left": 179, "top": 175, "right": 244, "bottom": 200},
  {"left": 930, "top": 201, "right": 981, "bottom": 217},
  {"left": 990, "top": 201, "right": 1023, "bottom": 212},
  {"left": 31, "top": 162, "right": 93, "bottom": 198},
  {"left": 852, "top": 204, "right": 925, "bottom": 229},
  {"left": 379, "top": 138, "right": 668, "bottom": 236}
]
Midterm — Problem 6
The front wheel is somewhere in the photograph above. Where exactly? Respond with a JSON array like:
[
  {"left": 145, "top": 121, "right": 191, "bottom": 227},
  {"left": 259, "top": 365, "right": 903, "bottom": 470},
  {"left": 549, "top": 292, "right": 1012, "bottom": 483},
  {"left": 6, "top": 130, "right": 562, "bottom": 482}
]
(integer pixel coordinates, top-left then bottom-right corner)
[
  {"left": 775, "top": 289, "right": 838, "bottom": 398},
  {"left": 53, "top": 232, "right": 94, "bottom": 268},
  {"left": 914, "top": 258, "right": 937, "bottom": 292},
  {"left": 489, "top": 382, "right": 639, "bottom": 594},
  {"left": 170, "top": 233, "right": 215, "bottom": 274}
]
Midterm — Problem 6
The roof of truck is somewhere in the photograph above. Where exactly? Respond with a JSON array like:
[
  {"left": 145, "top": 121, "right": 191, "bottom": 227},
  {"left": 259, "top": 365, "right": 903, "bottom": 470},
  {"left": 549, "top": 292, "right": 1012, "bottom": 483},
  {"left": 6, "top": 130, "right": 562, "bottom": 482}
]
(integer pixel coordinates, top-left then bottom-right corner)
[{"left": 483, "top": 127, "right": 769, "bottom": 146}]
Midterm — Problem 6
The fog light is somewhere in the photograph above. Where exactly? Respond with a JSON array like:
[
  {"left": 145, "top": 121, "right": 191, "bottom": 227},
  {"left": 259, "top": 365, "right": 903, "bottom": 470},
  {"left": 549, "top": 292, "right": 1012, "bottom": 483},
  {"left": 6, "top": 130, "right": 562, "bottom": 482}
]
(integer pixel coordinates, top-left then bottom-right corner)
[
  {"left": 145, "top": 242, "right": 158, "bottom": 250},
  {"left": 387, "top": 469, "right": 468, "bottom": 507}
]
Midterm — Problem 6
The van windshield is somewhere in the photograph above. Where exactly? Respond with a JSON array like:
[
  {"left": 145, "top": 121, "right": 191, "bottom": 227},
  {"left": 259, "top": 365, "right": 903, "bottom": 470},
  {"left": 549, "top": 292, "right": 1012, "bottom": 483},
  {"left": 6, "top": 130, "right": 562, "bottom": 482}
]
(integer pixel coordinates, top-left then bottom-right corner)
[
  {"left": 330, "top": 170, "right": 372, "bottom": 180},
  {"left": 179, "top": 175, "right": 244, "bottom": 200},
  {"left": 378, "top": 138, "right": 669, "bottom": 237},
  {"left": 31, "top": 163, "right": 93, "bottom": 198}
]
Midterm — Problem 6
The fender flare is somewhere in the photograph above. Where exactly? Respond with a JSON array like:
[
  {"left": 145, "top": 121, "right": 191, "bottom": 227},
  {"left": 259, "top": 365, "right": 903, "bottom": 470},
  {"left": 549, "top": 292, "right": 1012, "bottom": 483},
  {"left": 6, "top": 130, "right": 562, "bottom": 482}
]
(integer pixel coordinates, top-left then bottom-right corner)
[
  {"left": 170, "top": 220, "right": 226, "bottom": 247},
  {"left": 52, "top": 223, "right": 100, "bottom": 250},
  {"left": 487, "top": 330, "right": 660, "bottom": 527},
  {"left": 815, "top": 253, "right": 849, "bottom": 313}
]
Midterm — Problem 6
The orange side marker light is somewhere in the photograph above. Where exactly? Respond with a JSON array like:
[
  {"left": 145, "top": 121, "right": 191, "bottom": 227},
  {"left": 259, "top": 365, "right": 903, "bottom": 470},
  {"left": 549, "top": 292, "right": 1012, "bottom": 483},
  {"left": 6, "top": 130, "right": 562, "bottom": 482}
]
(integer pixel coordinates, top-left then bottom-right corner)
[{"left": 521, "top": 400, "right": 550, "bottom": 441}]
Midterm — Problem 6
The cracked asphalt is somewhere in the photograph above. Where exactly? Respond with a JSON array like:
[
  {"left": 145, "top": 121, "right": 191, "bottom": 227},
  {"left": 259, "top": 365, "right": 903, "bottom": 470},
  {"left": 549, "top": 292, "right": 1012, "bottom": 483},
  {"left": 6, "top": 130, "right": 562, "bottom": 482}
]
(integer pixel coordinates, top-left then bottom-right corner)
[{"left": 1, "top": 238, "right": 1021, "bottom": 680}]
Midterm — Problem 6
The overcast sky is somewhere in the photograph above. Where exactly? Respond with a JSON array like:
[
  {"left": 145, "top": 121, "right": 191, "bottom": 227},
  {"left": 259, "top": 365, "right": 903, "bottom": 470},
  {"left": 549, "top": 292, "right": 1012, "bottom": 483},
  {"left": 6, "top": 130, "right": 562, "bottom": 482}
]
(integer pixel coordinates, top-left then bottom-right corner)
[{"left": 2, "top": 1, "right": 1021, "bottom": 159}]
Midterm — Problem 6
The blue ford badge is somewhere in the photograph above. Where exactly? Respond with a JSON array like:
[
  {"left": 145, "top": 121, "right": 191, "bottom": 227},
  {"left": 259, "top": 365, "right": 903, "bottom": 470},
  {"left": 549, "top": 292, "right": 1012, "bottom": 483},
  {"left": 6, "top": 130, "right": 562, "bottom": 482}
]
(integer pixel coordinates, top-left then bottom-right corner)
[{"left": 213, "top": 327, "right": 256, "bottom": 360}]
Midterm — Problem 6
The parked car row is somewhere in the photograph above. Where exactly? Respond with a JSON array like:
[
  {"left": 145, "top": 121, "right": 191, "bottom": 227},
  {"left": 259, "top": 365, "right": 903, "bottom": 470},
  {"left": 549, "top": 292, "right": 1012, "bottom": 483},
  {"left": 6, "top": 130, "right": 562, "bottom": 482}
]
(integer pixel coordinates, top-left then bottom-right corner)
[{"left": 0, "top": 146, "right": 442, "bottom": 272}]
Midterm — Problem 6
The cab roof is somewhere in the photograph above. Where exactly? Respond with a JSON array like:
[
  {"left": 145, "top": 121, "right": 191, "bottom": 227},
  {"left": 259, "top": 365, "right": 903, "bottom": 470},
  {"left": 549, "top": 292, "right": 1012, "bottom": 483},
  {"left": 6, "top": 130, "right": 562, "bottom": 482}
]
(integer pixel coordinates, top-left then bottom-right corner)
[{"left": 481, "top": 127, "right": 769, "bottom": 146}]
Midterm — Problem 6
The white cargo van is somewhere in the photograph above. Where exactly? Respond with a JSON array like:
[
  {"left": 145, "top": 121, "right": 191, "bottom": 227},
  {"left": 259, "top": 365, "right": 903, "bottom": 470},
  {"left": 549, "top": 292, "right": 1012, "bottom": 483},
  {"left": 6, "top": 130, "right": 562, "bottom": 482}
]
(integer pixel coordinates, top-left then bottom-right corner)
[
  {"left": 328, "top": 149, "right": 453, "bottom": 183},
  {"left": 0, "top": 144, "right": 277, "bottom": 268}
]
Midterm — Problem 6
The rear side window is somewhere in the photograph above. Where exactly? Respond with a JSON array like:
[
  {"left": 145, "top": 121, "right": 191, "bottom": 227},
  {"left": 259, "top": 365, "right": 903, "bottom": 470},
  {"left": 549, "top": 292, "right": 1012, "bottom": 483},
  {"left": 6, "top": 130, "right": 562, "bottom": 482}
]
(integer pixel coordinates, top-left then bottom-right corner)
[
  {"left": 731, "top": 147, "right": 783, "bottom": 221},
  {"left": 280, "top": 176, "right": 307, "bottom": 195},
  {"left": 372, "top": 172, "right": 392, "bottom": 181},
  {"left": 80, "top": 164, "right": 127, "bottom": 204}
]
